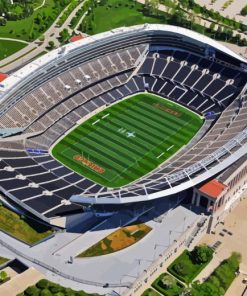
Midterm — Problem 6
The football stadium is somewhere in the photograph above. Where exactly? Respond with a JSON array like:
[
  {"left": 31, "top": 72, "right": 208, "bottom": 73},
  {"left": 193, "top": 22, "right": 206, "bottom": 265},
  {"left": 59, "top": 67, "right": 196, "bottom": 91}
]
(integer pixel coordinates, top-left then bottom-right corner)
[{"left": 0, "top": 24, "right": 246, "bottom": 226}]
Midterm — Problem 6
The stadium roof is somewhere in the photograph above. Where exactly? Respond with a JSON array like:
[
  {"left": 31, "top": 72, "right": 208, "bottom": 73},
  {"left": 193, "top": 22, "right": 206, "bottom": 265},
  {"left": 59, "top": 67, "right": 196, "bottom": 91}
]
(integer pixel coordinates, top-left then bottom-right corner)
[
  {"left": 0, "top": 24, "right": 246, "bottom": 97},
  {"left": 198, "top": 179, "right": 227, "bottom": 199}
]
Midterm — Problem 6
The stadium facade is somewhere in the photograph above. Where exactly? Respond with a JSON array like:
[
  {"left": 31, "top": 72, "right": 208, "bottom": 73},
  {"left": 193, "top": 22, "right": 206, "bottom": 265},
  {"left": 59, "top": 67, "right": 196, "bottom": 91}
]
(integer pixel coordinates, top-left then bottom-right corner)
[{"left": 0, "top": 24, "right": 246, "bottom": 226}]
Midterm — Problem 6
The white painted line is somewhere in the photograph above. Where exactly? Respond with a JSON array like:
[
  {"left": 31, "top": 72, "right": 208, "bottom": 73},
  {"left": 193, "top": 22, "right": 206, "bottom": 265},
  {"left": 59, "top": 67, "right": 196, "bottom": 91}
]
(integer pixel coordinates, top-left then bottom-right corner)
[
  {"left": 92, "top": 119, "right": 100, "bottom": 125},
  {"left": 167, "top": 145, "right": 174, "bottom": 151},
  {"left": 102, "top": 113, "right": 110, "bottom": 119},
  {"left": 157, "top": 152, "right": 164, "bottom": 159}
]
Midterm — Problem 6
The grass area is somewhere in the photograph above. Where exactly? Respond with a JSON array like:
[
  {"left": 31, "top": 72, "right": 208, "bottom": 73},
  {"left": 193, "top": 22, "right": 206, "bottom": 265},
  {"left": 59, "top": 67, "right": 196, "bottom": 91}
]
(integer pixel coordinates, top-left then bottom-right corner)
[
  {"left": 52, "top": 93, "right": 203, "bottom": 188},
  {"left": 191, "top": 252, "right": 241, "bottom": 296},
  {"left": 82, "top": 0, "right": 166, "bottom": 35},
  {"left": 0, "top": 205, "right": 53, "bottom": 245},
  {"left": 167, "top": 249, "right": 212, "bottom": 284},
  {"left": 0, "top": 40, "right": 27, "bottom": 61},
  {"left": 0, "top": 47, "right": 38, "bottom": 66},
  {"left": 18, "top": 278, "right": 100, "bottom": 296},
  {"left": 77, "top": 222, "right": 152, "bottom": 257},
  {"left": 141, "top": 288, "right": 161, "bottom": 296},
  {"left": 0, "top": 0, "right": 69, "bottom": 41},
  {"left": 0, "top": 256, "right": 10, "bottom": 266},
  {"left": 152, "top": 273, "right": 184, "bottom": 296}
]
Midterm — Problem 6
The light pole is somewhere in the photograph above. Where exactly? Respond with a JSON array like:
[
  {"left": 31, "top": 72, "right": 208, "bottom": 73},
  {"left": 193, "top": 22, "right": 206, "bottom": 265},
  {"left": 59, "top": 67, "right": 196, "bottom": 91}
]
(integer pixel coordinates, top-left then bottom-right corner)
[
  {"left": 183, "top": 216, "right": 187, "bottom": 232},
  {"left": 168, "top": 229, "right": 172, "bottom": 246}
]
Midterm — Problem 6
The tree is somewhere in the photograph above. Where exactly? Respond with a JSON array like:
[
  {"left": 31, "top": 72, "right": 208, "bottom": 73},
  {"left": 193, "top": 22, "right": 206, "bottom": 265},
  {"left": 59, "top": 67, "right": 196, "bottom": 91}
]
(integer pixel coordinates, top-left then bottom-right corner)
[
  {"left": 40, "top": 289, "right": 53, "bottom": 296},
  {"left": 192, "top": 245, "right": 213, "bottom": 264},
  {"left": 59, "top": 28, "right": 70, "bottom": 43},
  {"left": 144, "top": 0, "right": 159, "bottom": 15},
  {"left": 241, "top": 5, "right": 247, "bottom": 16},
  {"left": 48, "top": 40, "right": 55, "bottom": 49},
  {"left": 209, "top": 22, "right": 215, "bottom": 31},
  {"left": 25, "top": 286, "right": 40, "bottom": 296},
  {"left": 161, "top": 274, "right": 176, "bottom": 289},
  {"left": 36, "top": 279, "right": 49, "bottom": 289}
]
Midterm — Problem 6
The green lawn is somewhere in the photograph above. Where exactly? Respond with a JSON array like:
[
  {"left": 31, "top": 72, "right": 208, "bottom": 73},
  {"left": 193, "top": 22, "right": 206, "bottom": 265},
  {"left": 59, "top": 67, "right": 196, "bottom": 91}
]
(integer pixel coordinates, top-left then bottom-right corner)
[
  {"left": 167, "top": 250, "right": 212, "bottom": 284},
  {"left": 0, "top": 205, "right": 53, "bottom": 245},
  {"left": 52, "top": 93, "right": 203, "bottom": 188},
  {"left": 141, "top": 288, "right": 161, "bottom": 296},
  {"left": 0, "top": 0, "right": 68, "bottom": 41},
  {"left": 82, "top": 0, "right": 166, "bottom": 35},
  {"left": 0, "top": 40, "right": 27, "bottom": 61},
  {"left": 152, "top": 273, "right": 184, "bottom": 296},
  {"left": 0, "top": 256, "right": 10, "bottom": 266}
]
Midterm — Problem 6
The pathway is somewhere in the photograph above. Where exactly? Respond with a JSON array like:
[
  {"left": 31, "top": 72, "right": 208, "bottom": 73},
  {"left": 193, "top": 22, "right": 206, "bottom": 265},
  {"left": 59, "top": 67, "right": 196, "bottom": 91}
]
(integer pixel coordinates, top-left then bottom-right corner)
[
  {"left": 196, "top": 195, "right": 247, "bottom": 296},
  {"left": 137, "top": 0, "right": 247, "bottom": 41},
  {"left": 34, "top": 0, "right": 46, "bottom": 11},
  {"left": 0, "top": 0, "right": 88, "bottom": 72},
  {"left": 195, "top": 0, "right": 247, "bottom": 23}
]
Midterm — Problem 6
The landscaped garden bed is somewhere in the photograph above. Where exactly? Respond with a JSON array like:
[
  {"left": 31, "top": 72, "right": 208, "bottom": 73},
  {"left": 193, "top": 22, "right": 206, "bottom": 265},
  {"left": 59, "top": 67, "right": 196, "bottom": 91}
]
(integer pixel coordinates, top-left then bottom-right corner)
[
  {"left": 77, "top": 222, "right": 152, "bottom": 257},
  {"left": 0, "top": 204, "right": 54, "bottom": 245},
  {"left": 191, "top": 252, "right": 241, "bottom": 296},
  {"left": 167, "top": 245, "right": 213, "bottom": 284},
  {"left": 152, "top": 273, "right": 184, "bottom": 296}
]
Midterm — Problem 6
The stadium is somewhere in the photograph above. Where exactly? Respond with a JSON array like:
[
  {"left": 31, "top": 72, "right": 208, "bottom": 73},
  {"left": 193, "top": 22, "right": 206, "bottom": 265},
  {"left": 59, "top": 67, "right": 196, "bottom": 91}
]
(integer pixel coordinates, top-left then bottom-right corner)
[{"left": 0, "top": 24, "right": 246, "bottom": 226}]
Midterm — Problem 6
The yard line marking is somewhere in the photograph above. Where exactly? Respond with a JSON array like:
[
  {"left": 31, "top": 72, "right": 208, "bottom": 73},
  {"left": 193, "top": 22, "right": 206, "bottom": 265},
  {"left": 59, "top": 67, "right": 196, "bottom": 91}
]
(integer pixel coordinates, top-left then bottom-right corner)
[
  {"left": 167, "top": 145, "right": 174, "bottom": 151},
  {"left": 92, "top": 119, "right": 100, "bottom": 125},
  {"left": 156, "top": 152, "right": 164, "bottom": 159},
  {"left": 102, "top": 113, "right": 110, "bottom": 119}
]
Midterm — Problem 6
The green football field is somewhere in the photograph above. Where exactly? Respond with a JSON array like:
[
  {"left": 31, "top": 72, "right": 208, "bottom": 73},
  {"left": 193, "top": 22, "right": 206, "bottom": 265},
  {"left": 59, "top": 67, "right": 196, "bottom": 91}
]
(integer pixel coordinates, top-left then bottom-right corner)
[{"left": 52, "top": 93, "right": 203, "bottom": 188}]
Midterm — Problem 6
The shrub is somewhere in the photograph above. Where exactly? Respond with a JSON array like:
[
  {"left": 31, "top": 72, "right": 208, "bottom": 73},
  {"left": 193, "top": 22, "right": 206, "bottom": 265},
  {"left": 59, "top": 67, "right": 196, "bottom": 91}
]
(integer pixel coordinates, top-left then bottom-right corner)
[
  {"left": 173, "top": 261, "right": 190, "bottom": 276},
  {"left": 25, "top": 286, "right": 40, "bottom": 296},
  {"left": 49, "top": 283, "right": 63, "bottom": 293},
  {"left": 36, "top": 279, "right": 49, "bottom": 289},
  {"left": 160, "top": 274, "right": 176, "bottom": 289},
  {"left": 40, "top": 289, "right": 53, "bottom": 296}
]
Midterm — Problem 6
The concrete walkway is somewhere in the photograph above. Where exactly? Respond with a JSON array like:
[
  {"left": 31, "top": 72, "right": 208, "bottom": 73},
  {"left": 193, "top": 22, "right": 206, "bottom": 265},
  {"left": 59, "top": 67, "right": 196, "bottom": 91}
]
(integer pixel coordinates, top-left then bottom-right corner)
[
  {"left": 137, "top": 0, "right": 247, "bottom": 41},
  {"left": 34, "top": 0, "right": 46, "bottom": 11},
  {"left": 0, "top": 205, "right": 198, "bottom": 294},
  {"left": 196, "top": 195, "right": 247, "bottom": 296},
  {"left": 195, "top": 0, "right": 247, "bottom": 23}
]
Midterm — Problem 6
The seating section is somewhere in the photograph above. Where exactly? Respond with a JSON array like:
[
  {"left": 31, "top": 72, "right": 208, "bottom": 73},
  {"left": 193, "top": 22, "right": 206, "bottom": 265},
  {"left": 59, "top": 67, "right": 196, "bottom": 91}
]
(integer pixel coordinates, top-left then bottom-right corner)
[
  {"left": 0, "top": 46, "right": 145, "bottom": 129},
  {"left": 138, "top": 50, "right": 246, "bottom": 114},
  {"left": 0, "top": 42, "right": 246, "bottom": 220}
]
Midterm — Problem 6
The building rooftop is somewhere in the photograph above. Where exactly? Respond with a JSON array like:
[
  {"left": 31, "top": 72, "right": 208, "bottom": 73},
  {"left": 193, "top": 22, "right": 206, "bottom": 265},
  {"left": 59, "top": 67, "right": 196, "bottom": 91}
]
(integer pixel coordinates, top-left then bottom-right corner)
[
  {"left": 198, "top": 179, "right": 227, "bottom": 199},
  {"left": 0, "top": 73, "right": 8, "bottom": 83},
  {"left": 70, "top": 35, "right": 84, "bottom": 42}
]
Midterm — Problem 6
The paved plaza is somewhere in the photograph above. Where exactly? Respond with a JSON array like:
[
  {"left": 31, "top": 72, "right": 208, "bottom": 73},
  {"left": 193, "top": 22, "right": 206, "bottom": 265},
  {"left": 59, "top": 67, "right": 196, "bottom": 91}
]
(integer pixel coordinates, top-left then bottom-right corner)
[{"left": 0, "top": 203, "right": 198, "bottom": 294}]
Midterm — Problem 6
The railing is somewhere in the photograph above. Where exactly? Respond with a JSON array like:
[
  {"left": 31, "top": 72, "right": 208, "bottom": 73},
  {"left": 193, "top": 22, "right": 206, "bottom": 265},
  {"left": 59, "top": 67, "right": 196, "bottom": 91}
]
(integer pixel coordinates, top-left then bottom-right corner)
[{"left": 0, "top": 237, "right": 131, "bottom": 288}]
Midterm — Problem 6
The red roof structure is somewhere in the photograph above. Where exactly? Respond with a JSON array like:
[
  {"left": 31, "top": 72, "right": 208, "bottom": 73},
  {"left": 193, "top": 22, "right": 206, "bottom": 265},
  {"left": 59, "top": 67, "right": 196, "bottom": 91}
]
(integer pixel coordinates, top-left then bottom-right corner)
[
  {"left": 0, "top": 73, "right": 8, "bottom": 83},
  {"left": 70, "top": 35, "right": 84, "bottom": 43},
  {"left": 198, "top": 179, "right": 227, "bottom": 199}
]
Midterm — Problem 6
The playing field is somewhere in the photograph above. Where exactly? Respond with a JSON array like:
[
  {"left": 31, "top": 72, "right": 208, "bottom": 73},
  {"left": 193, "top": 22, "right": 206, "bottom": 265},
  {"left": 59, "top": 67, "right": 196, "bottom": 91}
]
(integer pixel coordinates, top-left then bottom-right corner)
[{"left": 52, "top": 93, "right": 203, "bottom": 188}]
